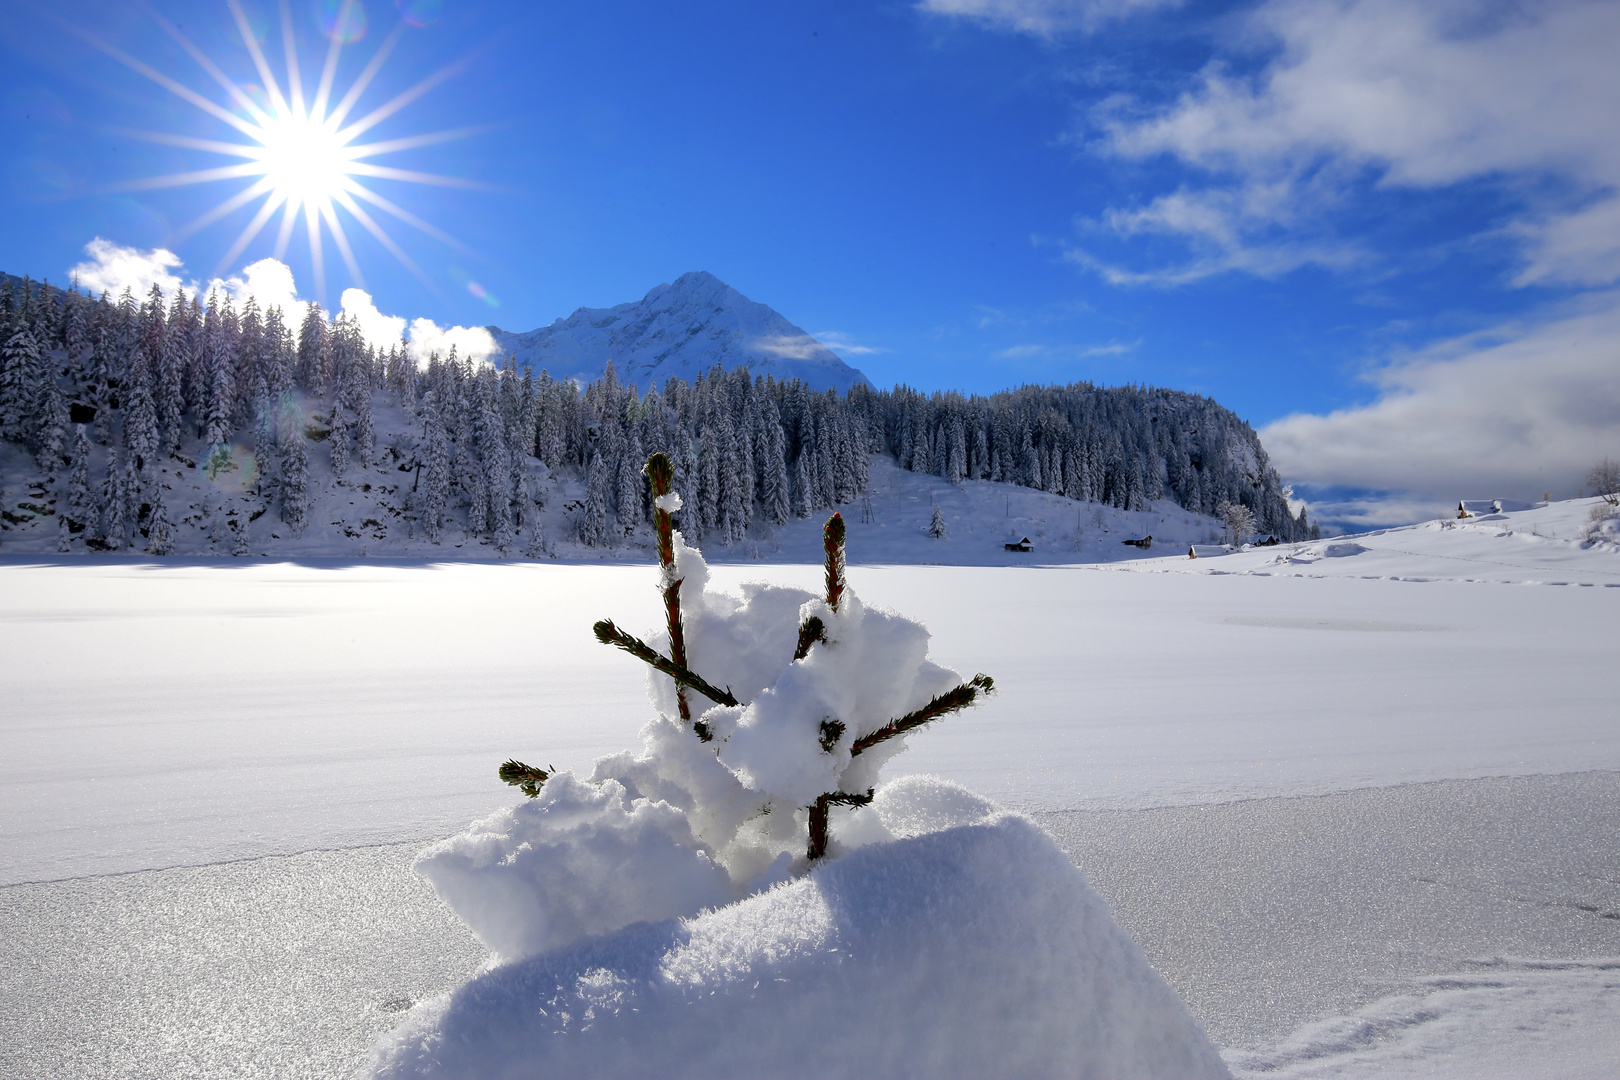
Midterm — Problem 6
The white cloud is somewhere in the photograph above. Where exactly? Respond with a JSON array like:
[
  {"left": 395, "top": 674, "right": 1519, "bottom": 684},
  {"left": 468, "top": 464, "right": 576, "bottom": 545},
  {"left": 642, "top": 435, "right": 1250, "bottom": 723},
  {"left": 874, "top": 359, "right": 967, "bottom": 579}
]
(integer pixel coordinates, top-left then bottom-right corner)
[
  {"left": 993, "top": 340, "right": 1136, "bottom": 360},
  {"left": 917, "top": 0, "right": 1180, "bottom": 36},
  {"left": 1260, "top": 290, "right": 1620, "bottom": 505},
  {"left": 69, "top": 238, "right": 186, "bottom": 301},
  {"left": 1066, "top": 181, "right": 1364, "bottom": 284},
  {"left": 210, "top": 258, "right": 310, "bottom": 328},
  {"left": 405, "top": 318, "right": 499, "bottom": 365},
  {"left": 340, "top": 288, "right": 408, "bottom": 352},
  {"left": 752, "top": 334, "right": 837, "bottom": 361},
  {"left": 1511, "top": 194, "right": 1620, "bottom": 289},
  {"left": 70, "top": 239, "right": 498, "bottom": 366},
  {"left": 810, "top": 331, "right": 889, "bottom": 356},
  {"left": 1093, "top": 0, "right": 1620, "bottom": 285}
]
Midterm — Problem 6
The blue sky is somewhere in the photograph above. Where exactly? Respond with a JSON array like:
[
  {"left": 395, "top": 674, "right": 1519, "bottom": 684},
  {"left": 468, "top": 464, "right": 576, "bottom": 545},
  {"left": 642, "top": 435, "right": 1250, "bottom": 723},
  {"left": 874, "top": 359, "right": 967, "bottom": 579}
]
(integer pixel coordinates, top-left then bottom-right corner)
[{"left": 2, "top": 0, "right": 1617, "bottom": 525}]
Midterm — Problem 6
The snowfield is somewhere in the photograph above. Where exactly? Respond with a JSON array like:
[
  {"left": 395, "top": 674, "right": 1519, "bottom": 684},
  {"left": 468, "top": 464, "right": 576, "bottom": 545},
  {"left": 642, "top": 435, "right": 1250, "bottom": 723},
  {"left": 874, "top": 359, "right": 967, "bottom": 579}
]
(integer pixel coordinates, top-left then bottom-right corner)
[{"left": 1, "top": 496, "right": 1617, "bottom": 1077}]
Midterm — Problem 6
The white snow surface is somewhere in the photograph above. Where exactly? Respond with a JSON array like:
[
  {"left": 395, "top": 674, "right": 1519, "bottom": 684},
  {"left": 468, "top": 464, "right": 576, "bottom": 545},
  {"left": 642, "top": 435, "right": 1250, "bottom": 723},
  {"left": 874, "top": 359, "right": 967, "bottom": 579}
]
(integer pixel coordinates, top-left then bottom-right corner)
[
  {"left": 1228, "top": 958, "right": 1620, "bottom": 1080},
  {"left": 486, "top": 271, "right": 870, "bottom": 392},
  {"left": 2, "top": 496, "right": 1618, "bottom": 1079},
  {"left": 368, "top": 777, "right": 1230, "bottom": 1080},
  {"left": 3, "top": 495, "right": 1617, "bottom": 886},
  {"left": 1131, "top": 496, "right": 1620, "bottom": 586}
]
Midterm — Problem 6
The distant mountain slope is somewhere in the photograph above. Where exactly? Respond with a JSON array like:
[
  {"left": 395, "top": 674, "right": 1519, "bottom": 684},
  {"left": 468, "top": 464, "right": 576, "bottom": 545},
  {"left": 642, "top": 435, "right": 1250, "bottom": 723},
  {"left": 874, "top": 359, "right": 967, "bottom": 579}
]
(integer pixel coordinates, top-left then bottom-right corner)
[{"left": 488, "top": 271, "right": 870, "bottom": 392}]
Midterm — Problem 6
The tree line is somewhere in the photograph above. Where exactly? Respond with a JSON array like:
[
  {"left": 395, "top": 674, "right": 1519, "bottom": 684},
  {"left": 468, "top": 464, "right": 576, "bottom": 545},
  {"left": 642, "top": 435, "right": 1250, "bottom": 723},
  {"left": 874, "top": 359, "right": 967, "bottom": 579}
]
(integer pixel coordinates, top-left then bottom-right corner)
[{"left": 0, "top": 273, "right": 1313, "bottom": 552}]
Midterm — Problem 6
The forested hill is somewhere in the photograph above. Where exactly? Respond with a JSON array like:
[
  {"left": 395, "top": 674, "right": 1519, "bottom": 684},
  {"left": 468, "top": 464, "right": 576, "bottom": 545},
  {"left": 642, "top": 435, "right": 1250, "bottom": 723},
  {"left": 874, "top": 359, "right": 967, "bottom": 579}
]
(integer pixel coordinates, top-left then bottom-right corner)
[{"left": 0, "top": 274, "right": 1312, "bottom": 558}]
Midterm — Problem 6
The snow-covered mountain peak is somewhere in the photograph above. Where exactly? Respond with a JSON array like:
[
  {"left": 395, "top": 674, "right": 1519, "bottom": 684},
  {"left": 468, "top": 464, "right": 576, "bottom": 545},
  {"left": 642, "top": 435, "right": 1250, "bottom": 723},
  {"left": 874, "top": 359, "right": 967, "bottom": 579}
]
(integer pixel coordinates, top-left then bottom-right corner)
[{"left": 488, "top": 272, "right": 871, "bottom": 393}]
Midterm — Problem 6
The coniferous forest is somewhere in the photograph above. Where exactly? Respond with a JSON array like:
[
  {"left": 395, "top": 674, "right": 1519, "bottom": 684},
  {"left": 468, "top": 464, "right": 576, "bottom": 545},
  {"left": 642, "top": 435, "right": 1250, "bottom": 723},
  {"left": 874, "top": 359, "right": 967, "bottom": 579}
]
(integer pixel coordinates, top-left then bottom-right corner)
[{"left": 0, "top": 274, "right": 1314, "bottom": 555}]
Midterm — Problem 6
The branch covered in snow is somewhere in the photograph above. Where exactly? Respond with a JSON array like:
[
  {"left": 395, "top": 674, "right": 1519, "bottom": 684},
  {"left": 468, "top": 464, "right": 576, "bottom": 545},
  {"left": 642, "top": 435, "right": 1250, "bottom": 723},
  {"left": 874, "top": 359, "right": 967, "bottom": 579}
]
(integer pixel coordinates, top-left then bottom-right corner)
[
  {"left": 851, "top": 673, "right": 996, "bottom": 756},
  {"left": 794, "top": 615, "right": 826, "bottom": 661},
  {"left": 592, "top": 618, "right": 740, "bottom": 708},
  {"left": 823, "top": 512, "right": 846, "bottom": 611},
  {"left": 497, "top": 759, "right": 552, "bottom": 798}
]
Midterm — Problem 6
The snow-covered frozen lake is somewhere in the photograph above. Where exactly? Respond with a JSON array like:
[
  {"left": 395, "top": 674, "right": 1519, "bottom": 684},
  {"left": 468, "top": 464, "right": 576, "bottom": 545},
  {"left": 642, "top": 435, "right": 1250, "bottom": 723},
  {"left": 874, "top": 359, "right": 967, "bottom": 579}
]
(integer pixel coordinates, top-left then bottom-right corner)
[
  {"left": 2, "top": 499, "right": 1617, "bottom": 1078},
  {"left": 3, "top": 551, "right": 1615, "bottom": 885}
]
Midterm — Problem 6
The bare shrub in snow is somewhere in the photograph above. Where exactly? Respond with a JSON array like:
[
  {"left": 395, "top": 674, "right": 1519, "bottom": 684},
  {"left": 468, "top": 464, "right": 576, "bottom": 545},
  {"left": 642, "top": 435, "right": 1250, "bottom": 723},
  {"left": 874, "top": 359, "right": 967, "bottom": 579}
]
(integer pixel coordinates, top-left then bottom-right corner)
[
  {"left": 1218, "top": 499, "right": 1256, "bottom": 546},
  {"left": 1582, "top": 500, "right": 1620, "bottom": 547},
  {"left": 1588, "top": 457, "right": 1620, "bottom": 499}
]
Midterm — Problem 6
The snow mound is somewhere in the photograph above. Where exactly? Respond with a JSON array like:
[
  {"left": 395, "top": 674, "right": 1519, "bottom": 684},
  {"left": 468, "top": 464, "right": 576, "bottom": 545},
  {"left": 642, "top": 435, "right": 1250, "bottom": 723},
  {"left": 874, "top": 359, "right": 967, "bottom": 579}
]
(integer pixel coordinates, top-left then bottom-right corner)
[
  {"left": 1319, "top": 542, "right": 1367, "bottom": 558},
  {"left": 413, "top": 772, "right": 734, "bottom": 961},
  {"left": 368, "top": 777, "right": 1229, "bottom": 1080}
]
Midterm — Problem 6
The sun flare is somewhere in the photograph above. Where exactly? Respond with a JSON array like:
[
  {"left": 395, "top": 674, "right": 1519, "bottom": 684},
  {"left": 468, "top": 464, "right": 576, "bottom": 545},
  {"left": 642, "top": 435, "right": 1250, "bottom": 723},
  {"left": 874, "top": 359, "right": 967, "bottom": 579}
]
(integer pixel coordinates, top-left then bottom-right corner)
[
  {"left": 85, "top": 0, "right": 481, "bottom": 301},
  {"left": 254, "top": 112, "right": 353, "bottom": 207}
]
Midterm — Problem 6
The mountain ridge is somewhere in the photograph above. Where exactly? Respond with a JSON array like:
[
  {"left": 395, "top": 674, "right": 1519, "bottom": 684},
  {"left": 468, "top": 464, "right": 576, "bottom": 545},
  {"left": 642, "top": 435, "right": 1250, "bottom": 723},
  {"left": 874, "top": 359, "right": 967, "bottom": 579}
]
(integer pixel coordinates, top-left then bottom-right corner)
[{"left": 488, "top": 271, "right": 871, "bottom": 392}]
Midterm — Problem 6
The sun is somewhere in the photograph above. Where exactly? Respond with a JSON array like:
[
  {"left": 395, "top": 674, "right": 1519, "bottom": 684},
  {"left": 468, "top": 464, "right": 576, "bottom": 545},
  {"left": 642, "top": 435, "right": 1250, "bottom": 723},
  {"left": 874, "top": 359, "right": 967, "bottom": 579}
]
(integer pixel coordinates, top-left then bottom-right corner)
[
  {"left": 82, "top": 0, "right": 483, "bottom": 301},
  {"left": 255, "top": 112, "right": 353, "bottom": 207}
]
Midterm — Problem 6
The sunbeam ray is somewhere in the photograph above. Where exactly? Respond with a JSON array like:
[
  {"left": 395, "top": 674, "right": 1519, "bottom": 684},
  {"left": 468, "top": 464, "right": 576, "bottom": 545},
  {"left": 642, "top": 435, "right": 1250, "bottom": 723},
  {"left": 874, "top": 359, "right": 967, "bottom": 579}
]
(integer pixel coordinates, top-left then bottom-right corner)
[
  {"left": 335, "top": 56, "right": 471, "bottom": 142},
  {"left": 227, "top": 0, "right": 291, "bottom": 119},
  {"left": 319, "top": 199, "right": 366, "bottom": 290},
  {"left": 174, "top": 177, "right": 277, "bottom": 241},
  {"left": 331, "top": 186, "right": 444, "bottom": 298},
  {"left": 310, "top": 10, "right": 348, "bottom": 122},
  {"left": 325, "top": 22, "right": 407, "bottom": 132},
  {"left": 145, "top": 4, "right": 272, "bottom": 126},
  {"left": 342, "top": 180, "right": 473, "bottom": 253},
  {"left": 63, "top": 23, "right": 261, "bottom": 138},
  {"left": 344, "top": 124, "right": 498, "bottom": 159},
  {"left": 305, "top": 199, "right": 326, "bottom": 300},
  {"left": 344, "top": 163, "right": 491, "bottom": 189},
  {"left": 103, "top": 163, "right": 266, "bottom": 193},
  {"left": 273, "top": 196, "right": 301, "bottom": 260},
  {"left": 213, "top": 189, "right": 288, "bottom": 277},
  {"left": 108, "top": 129, "right": 263, "bottom": 158},
  {"left": 280, "top": 0, "right": 305, "bottom": 117}
]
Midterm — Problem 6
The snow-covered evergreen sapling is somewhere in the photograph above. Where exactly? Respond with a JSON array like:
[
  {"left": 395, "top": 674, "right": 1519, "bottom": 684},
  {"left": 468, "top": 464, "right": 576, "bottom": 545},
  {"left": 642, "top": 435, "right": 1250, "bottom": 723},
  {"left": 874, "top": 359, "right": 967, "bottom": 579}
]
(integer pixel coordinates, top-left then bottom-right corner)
[
  {"left": 929, "top": 504, "right": 948, "bottom": 539},
  {"left": 500, "top": 452, "right": 994, "bottom": 863}
]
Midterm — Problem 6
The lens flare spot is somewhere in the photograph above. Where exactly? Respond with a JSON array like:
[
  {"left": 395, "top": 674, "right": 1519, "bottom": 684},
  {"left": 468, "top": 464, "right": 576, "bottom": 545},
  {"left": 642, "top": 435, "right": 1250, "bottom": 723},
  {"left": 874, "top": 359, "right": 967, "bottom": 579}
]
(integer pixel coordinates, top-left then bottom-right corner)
[
  {"left": 314, "top": 0, "right": 368, "bottom": 43},
  {"left": 395, "top": 0, "right": 443, "bottom": 28},
  {"left": 466, "top": 281, "right": 499, "bottom": 308}
]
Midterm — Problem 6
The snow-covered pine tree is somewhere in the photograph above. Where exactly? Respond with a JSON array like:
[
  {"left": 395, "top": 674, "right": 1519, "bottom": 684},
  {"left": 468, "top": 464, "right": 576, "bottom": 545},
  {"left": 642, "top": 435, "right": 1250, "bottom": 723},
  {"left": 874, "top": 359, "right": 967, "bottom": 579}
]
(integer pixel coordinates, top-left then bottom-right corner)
[
  {"left": 202, "top": 292, "right": 235, "bottom": 446},
  {"left": 477, "top": 367, "right": 514, "bottom": 545},
  {"left": 146, "top": 488, "right": 173, "bottom": 555},
  {"left": 124, "top": 375, "right": 160, "bottom": 479},
  {"left": 35, "top": 375, "right": 67, "bottom": 475},
  {"left": 419, "top": 397, "right": 451, "bottom": 543},
  {"left": 296, "top": 303, "right": 325, "bottom": 393},
  {"left": 523, "top": 519, "right": 548, "bottom": 559},
  {"left": 280, "top": 406, "right": 310, "bottom": 535},
  {"left": 100, "top": 446, "right": 126, "bottom": 550},
  {"left": 353, "top": 370, "right": 375, "bottom": 469},
  {"left": 579, "top": 451, "right": 609, "bottom": 546},
  {"left": 329, "top": 399, "right": 350, "bottom": 478},
  {"left": 929, "top": 504, "right": 948, "bottom": 539},
  {"left": 0, "top": 325, "right": 44, "bottom": 446},
  {"left": 63, "top": 425, "right": 93, "bottom": 537},
  {"left": 617, "top": 435, "right": 645, "bottom": 532},
  {"left": 251, "top": 386, "right": 277, "bottom": 497}
]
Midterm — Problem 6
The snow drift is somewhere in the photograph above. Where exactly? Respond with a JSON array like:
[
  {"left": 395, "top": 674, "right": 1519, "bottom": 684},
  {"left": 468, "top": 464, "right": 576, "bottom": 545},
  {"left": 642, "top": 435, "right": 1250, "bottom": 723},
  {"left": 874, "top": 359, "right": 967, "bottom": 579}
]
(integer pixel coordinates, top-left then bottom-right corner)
[{"left": 368, "top": 777, "right": 1229, "bottom": 1080}]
